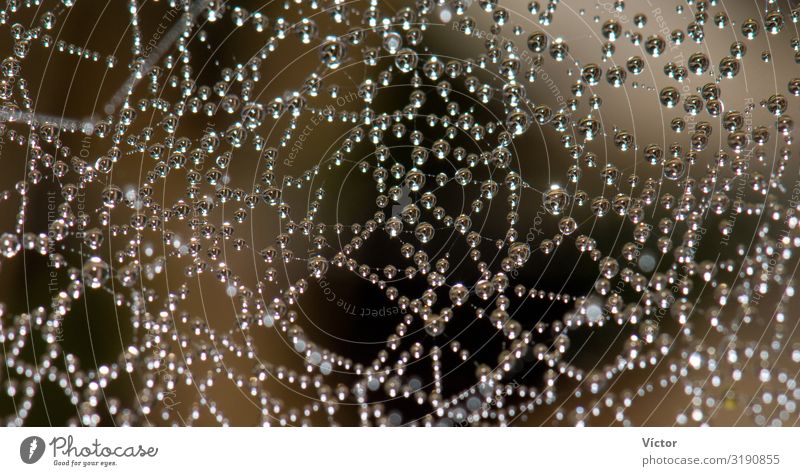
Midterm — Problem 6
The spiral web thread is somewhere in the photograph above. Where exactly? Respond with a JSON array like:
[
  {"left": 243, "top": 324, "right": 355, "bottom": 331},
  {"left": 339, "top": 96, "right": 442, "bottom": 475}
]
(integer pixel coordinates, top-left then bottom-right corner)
[{"left": 0, "top": 0, "right": 799, "bottom": 427}]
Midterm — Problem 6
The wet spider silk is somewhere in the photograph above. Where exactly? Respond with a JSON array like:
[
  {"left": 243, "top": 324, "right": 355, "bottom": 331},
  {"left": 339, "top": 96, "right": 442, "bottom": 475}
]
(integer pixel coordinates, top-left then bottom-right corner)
[{"left": 0, "top": 0, "right": 799, "bottom": 427}]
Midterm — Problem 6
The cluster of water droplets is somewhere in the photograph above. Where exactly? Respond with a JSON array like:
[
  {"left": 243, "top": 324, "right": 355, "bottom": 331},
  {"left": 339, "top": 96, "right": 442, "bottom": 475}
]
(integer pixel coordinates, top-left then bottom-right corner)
[{"left": 0, "top": 0, "right": 799, "bottom": 427}]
